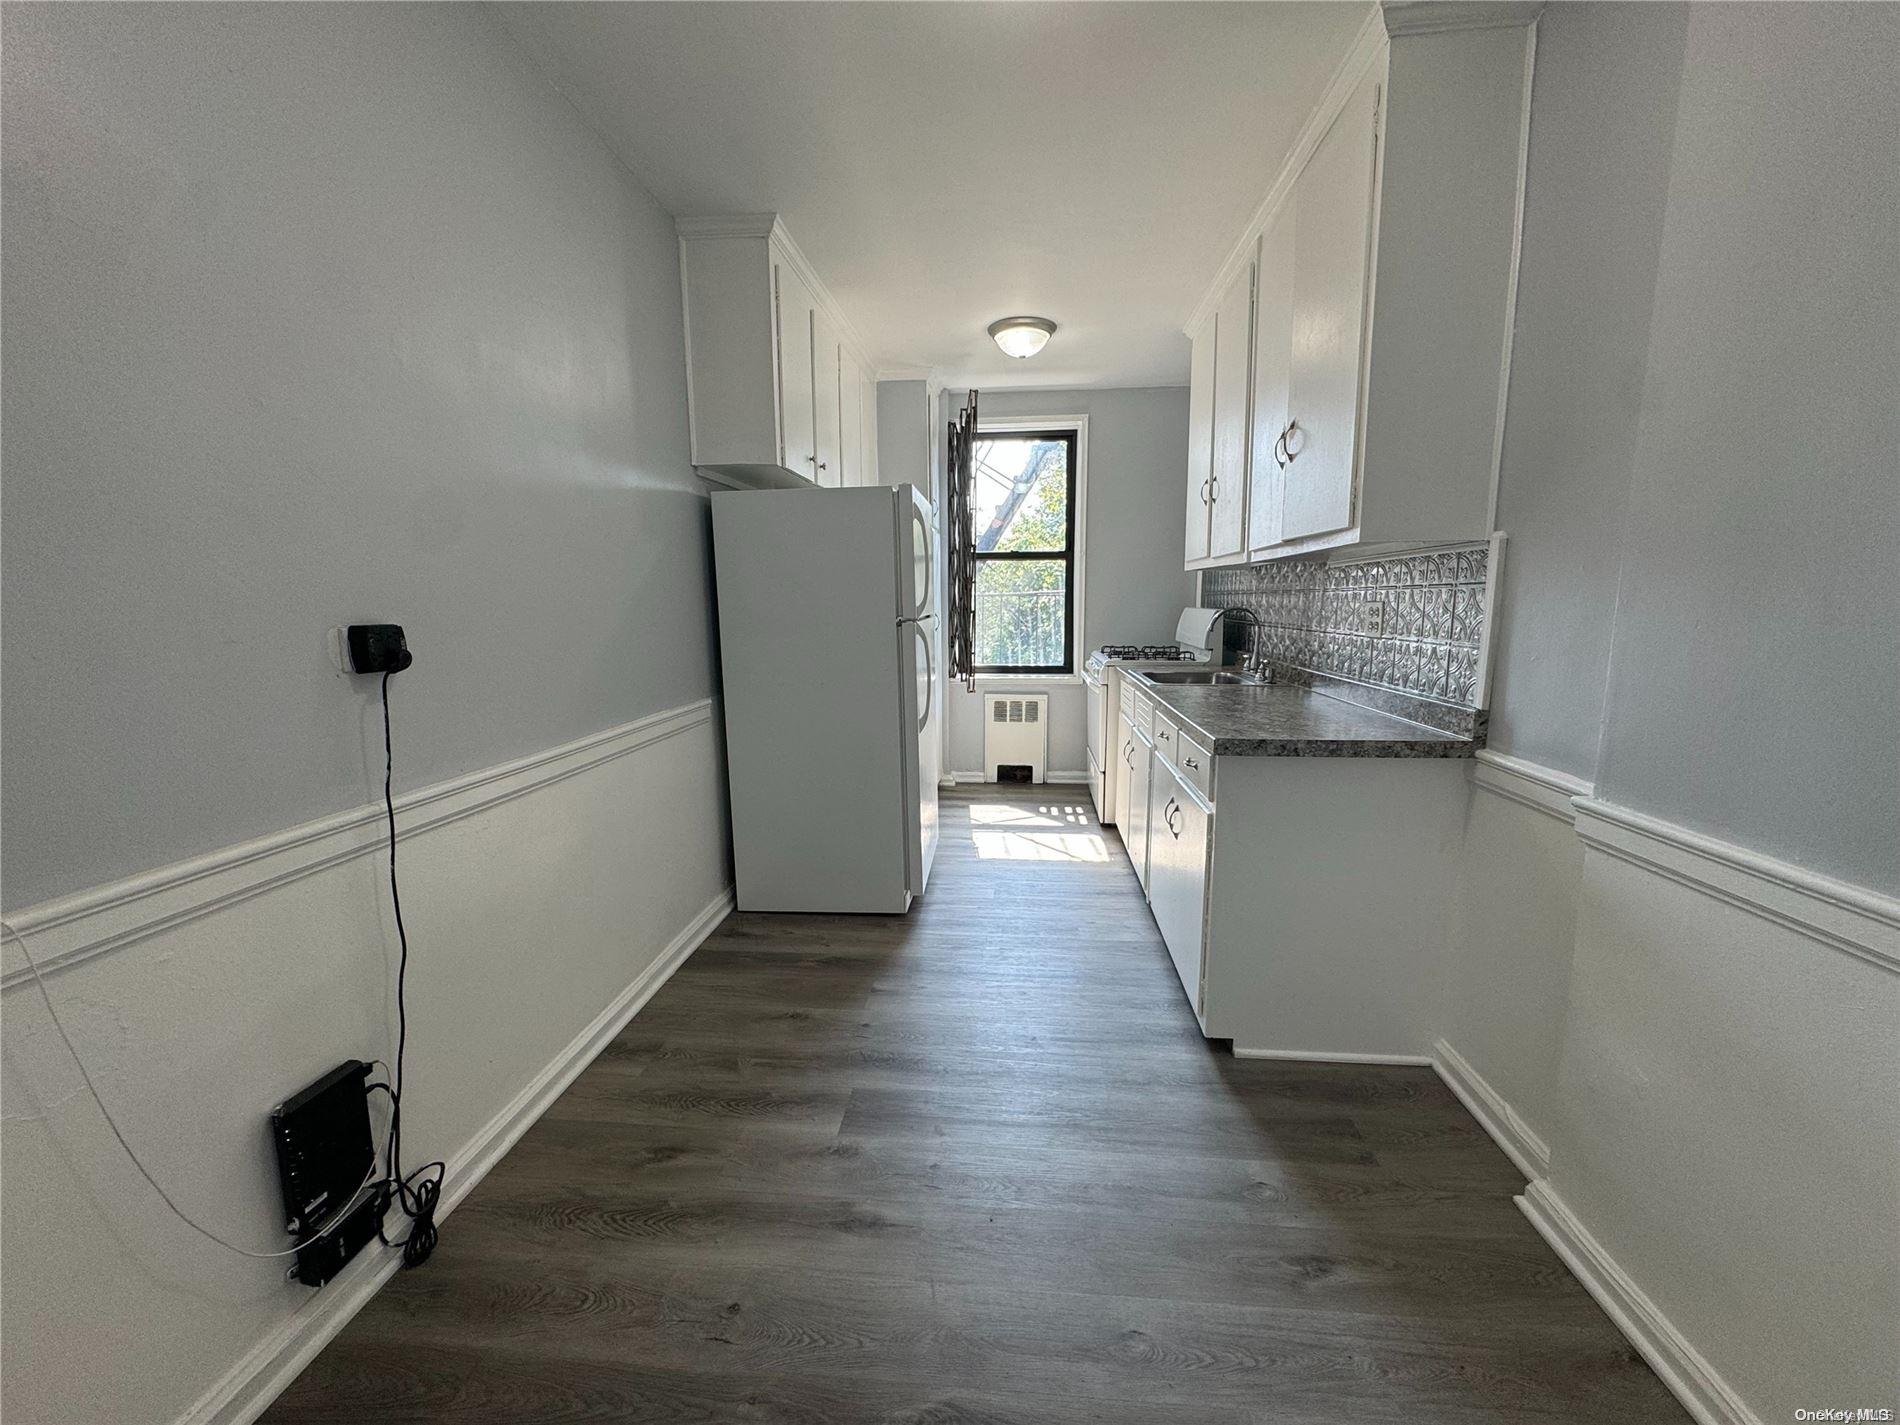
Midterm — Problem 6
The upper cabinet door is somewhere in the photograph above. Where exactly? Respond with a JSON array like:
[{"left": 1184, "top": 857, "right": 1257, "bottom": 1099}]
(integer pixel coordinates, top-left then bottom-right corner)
[
  {"left": 775, "top": 261, "right": 819, "bottom": 477},
  {"left": 1183, "top": 314, "right": 1216, "bottom": 565},
  {"left": 1282, "top": 70, "right": 1381, "bottom": 543},
  {"left": 839, "top": 352, "right": 864, "bottom": 486},
  {"left": 859, "top": 371, "right": 879, "bottom": 487},
  {"left": 1207, "top": 257, "right": 1255, "bottom": 561},
  {"left": 1248, "top": 203, "right": 1296, "bottom": 551},
  {"left": 811, "top": 305, "right": 842, "bottom": 487}
]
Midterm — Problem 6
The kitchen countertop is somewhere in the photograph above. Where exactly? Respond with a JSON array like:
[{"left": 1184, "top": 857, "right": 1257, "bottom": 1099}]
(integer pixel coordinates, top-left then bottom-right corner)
[{"left": 1130, "top": 676, "right": 1477, "bottom": 758}]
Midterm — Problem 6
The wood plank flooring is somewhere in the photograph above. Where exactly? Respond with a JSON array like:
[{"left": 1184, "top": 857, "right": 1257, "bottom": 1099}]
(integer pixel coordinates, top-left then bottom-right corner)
[{"left": 264, "top": 785, "right": 1685, "bottom": 1424}]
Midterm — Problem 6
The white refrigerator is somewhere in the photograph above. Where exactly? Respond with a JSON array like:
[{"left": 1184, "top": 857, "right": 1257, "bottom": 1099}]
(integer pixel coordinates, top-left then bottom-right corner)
[{"left": 711, "top": 483, "right": 942, "bottom": 913}]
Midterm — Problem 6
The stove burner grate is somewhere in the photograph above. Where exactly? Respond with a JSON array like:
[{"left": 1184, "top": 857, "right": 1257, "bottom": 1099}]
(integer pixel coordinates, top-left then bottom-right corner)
[{"left": 1093, "top": 644, "right": 1200, "bottom": 662}]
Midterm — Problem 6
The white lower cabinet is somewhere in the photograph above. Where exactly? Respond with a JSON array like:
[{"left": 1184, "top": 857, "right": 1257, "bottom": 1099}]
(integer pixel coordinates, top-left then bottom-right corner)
[
  {"left": 1147, "top": 754, "right": 1211, "bottom": 1019},
  {"left": 1119, "top": 698, "right": 1473, "bottom": 1058},
  {"left": 1119, "top": 708, "right": 1153, "bottom": 894}
]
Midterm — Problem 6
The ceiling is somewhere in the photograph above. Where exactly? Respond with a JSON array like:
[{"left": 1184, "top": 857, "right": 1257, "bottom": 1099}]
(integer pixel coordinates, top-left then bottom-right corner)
[{"left": 495, "top": 2, "right": 1373, "bottom": 390}]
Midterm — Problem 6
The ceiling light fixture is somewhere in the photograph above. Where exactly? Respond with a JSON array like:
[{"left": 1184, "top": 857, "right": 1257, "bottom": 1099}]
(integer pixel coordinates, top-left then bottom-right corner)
[{"left": 988, "top": 316, "right": 1057, "bottom": 359}]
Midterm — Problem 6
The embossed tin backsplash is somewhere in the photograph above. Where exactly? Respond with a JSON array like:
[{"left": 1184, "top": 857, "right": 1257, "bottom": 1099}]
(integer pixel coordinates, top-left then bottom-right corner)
[{"left": 1201, "top": 544, "right": 1490, "bottom": 713}]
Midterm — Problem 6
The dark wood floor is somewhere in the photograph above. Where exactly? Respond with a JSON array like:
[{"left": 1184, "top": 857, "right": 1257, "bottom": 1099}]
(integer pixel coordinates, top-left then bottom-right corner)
[{"left": 266, "top": 784, "right": 1684, "bottom": 1423}]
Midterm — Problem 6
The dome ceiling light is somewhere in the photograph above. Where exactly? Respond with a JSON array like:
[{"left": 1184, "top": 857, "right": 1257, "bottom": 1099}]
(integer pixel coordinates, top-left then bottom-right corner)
[{"left": 987, "top": 316, "right": 1057, "bottom": 359}]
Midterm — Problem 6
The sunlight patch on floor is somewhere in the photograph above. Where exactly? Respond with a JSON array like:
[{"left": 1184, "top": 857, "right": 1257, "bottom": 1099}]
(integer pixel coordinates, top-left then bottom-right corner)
[{"left": 967, "top": 801, "right": 1108, "bottom": 861}]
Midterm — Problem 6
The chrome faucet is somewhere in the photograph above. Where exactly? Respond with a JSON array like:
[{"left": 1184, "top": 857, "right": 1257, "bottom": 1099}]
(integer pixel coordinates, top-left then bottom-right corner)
[{"left": 1216, "top": 606, "right": 1270, "bottom": 678}]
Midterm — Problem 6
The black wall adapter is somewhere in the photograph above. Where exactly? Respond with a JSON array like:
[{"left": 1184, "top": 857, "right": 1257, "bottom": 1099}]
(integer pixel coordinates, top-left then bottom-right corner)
[{"left": 346, "top": 624, "right": 413, "bottom": 674}]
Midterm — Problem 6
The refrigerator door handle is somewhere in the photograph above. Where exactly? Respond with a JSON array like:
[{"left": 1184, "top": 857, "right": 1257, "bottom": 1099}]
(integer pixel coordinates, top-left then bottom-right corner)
[
  {"left": 913, "top": 624, "right": 935, "bottom": 733},
  {"left": 896, "top": 613, "right": 937, "bottom": 626}
]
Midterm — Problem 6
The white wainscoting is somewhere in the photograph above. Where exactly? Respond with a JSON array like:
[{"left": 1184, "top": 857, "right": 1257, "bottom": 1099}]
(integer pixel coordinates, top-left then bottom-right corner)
[
  {"left": 0, "top": 699, "right": 733, "bottom": 1425},
  {"left": 1442, "top": 748, "right": 1898, "bottom": 1425},
  {"left": 1438, "top": 748, "right": 1590, "bottom": 1174},
  {"left": 1547, "top": 797, "right": 1898, "bottom": 1425}
]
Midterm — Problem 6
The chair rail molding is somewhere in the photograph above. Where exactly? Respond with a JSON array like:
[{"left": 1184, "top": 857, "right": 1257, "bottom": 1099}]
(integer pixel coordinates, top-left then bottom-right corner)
[
  {"left": 1469, "top": 748, "right": 1592, "bottom": 823},
  {"left": 2, "top": 699, "right": 719, "bottom": 991},
  {"left": 1572, "top": 798, "right": 1900, "bottom": 975}
]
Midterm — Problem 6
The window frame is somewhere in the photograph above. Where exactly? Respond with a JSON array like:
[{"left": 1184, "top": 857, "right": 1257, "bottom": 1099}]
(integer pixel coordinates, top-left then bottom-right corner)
[{"left": 969, "top": 426, "right": 1081, "bottom": 676}]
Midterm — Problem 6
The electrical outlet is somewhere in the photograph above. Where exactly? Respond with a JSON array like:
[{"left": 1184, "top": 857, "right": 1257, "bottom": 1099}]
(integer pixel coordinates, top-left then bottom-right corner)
[
  {"left": 1357, "top": 599, "right": 1387, "bottom": 636},
  {"left": 339, "top": 624, "right": 413, "bottom": 675}
]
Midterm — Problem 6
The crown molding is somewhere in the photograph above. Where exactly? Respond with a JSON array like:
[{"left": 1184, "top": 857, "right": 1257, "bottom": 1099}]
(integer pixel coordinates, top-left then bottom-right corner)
[
  {"left": 672, "top": 212, "right": 778, "bottom": 240},
  {"left": 1382, "top": 1, "right": 1544, "bottom": 36},
  {"left": 874, "top": 365, "right": 937, "bottom": 384}
]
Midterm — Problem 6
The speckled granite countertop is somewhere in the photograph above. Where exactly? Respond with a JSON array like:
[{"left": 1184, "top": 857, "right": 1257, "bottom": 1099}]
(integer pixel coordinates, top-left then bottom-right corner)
[{"left": 1130, "top": 676, "right": 1476, "bottom": 758}]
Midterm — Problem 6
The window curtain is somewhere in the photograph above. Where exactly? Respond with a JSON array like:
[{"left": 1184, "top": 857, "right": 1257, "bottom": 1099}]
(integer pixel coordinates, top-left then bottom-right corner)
[{"left": 945, "top": 390, "right": 979, "bottom": 690}]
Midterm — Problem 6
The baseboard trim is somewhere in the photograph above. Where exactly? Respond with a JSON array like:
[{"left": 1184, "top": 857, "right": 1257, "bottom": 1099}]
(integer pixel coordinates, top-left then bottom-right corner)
[
  {"left": 946, "top": 770, "right": 1090, "bottom": 786},
  {"left": 190, "top": 887, "right": 734, "bottom": 1425},
  {"left": 1573, "top": 798, "right": 1899, "bottom": 976},
  {"left": 1231, "top": 1047, "right": 1435, "bottom": 1066},
  {"left": 1517, "top": 1180, "right": 1760, "bottom": 1425},
  {"left": 1431, "top": 1037, "right": 1551, "bottom": 1180},
  {"left": 3, "top": 699, "right": 718, "bottom": 991},
  {"left": 1470, "top": 748, "right": 1592, "bottom": 823}
]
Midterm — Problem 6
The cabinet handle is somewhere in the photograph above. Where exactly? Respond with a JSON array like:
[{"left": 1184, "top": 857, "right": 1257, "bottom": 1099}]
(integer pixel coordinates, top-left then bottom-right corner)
[
  {"left": 1184, "top": 756, "right": 1200, "bottom": 770},
  {"left": 818, "top": 461, "right": 828, "bottom": 471},
  {"left": 1199, "top": 478, "right": 1211, "bottom": 506},
  {"left": 1208, "top": 476, "right": 1219, "bottom": 503},
  {"left": 1282, "top": 420, "right": 1302, "bottom": 463},
  {"left": 1274, "top": 431, "right": 1289, "bottom": 470}
]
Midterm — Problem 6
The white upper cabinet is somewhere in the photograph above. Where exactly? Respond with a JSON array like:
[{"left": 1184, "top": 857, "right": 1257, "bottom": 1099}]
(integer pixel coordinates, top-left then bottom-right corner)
[
  {"left": 679, "top": 216, "right": 877, "bottom": 488},
  {"left": 1183, "top": 313, "right": 1216, "bottom": 564},
  {"left": 811, "top": 304, "right": 842, "bottom": 486},
  {"left": 1281, "top": 67, "right": 1380, "bottom": 544},
  {"left": 839, "top": 350, "right": 864, "bottom": 487},
  {"left": 1248, "top": 205, "right": 1295, "bottom": 552},
  {"left": 1182, "top": 8, "right": 1535, "bottom": 566},
  {"left": 775, "top": 259, "right": 819, "bottom": 478},
  {"left": 1207, "top": 257, "right": 1255, "bottom": 562}
]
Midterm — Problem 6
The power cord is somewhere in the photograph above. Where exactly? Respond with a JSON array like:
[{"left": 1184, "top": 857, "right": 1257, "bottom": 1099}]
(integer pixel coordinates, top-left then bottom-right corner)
[
  {"left": 0, "top": 668, "right": 443, "bottom": 1270},
  {"left": 373, "top": 669, "right": 444, "bottom": 1269},
  {"left": 0, "top": 919, "right": 379, "bottom": 1260}
]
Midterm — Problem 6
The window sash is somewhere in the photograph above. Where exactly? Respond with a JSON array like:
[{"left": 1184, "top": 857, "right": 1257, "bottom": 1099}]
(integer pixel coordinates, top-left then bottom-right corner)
[{"left": 970, "top": 429, "right": 1077, "bottom": 674}]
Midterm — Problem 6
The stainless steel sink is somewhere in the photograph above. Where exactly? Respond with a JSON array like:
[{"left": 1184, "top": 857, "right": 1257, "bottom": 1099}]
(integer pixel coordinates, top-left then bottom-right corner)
[{"left": 1135, "top": 669, "right": 1267, "bottom": 686}]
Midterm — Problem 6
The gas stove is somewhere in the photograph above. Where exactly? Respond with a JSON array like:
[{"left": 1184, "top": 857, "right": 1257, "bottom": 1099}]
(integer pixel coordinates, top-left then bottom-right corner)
[
  {"left": 1084, "top": 609, "right": 1229, "bottom": 687},
  {"left": 1094, "top": 644, "right": 1201, "bottom": 661}
]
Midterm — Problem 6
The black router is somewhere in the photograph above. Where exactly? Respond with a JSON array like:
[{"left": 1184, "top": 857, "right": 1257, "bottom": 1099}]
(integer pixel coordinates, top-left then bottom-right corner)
[{"left": 270, "top": 1060, "right": 380, "bottom": 1286}]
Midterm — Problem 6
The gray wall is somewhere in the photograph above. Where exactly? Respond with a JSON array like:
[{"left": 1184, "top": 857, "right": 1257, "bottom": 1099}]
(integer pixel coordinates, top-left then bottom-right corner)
[
  {"left": 940, "top": 386, "right": 1196, "bottom": 777},
  {"left": 1587, "top": 2, "right": 1899, "bottom": 892},
  {"left": 1, "top": 2, "right": 718, "bottom": 909},
  {"left": 875, "top": 379, "right": 933, "bottom": 496},
  {"left": 1488, "top": 1, "right": 1899, "bottom": 892},
  {"left": 1484, "top": 0, "right": 1687, "bottom": 781}
]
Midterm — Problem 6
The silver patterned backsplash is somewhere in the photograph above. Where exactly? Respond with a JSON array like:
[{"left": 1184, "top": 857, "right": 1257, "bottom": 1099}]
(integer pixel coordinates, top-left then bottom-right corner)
[{"left": 1201, "top": 544, "right": 1490, "bottom": 726}]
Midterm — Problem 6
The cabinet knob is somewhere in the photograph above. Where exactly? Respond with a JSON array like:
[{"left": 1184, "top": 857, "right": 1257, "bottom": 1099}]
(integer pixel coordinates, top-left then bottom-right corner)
[{"left": 818, "top": 462, "right": 828, "bottom": 471}]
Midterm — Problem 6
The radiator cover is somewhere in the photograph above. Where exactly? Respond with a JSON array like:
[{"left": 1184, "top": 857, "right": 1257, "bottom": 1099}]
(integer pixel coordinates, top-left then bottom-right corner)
[{"left": 982, "top": 694, "right": 1048, "bottom": 783}]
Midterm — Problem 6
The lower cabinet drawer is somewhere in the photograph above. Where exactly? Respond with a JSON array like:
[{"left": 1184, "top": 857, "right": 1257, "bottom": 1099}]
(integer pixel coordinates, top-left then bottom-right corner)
[{"left": 1174, "top": 730, "right": 1213, "bottom": 802}]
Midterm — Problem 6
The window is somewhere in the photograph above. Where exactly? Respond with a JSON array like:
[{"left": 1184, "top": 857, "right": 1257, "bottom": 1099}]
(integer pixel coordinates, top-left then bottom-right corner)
[{"left": 969, "top": 428, "right": 1078, "bottom": 673}]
